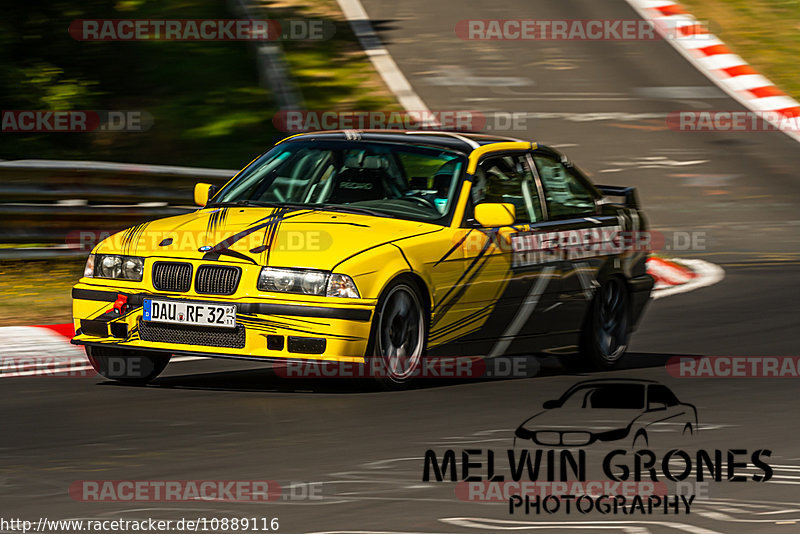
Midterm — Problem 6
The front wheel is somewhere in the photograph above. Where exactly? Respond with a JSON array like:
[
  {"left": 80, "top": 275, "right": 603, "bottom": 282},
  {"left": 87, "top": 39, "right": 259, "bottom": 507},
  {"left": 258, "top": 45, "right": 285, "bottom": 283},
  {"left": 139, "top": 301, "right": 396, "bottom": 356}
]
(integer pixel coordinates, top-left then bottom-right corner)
[
  {"left": 366, "top": 278, "right": 428, "bottom": 389},
  {"left": 579, "top": 277, "right": 631, "bottom": 370},
  {"left": 86, "top": 346, "right": 170, "bottom": 384}
]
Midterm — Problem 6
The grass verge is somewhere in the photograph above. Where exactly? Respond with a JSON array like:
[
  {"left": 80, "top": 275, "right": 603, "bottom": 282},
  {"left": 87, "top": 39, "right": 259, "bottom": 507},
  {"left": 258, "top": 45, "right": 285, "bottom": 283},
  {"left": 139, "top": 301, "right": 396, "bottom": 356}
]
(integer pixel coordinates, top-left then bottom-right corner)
[
  {"left": 679, "top": 0, "right": 800, "bottom": 101},
  {"left": 0, "top": 260, "right": 84, "bottom": 327},
  {"left": 0, "top": 0, "right": 397, "bottom": 168}
]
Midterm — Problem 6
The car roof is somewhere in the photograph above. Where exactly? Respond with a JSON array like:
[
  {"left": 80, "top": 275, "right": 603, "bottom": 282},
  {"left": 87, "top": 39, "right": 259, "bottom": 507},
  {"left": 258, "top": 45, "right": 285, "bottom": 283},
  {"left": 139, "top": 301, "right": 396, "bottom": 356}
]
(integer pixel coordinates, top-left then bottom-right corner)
[{"left": 280, "top": 129, "right": 536, "bottom": 153}]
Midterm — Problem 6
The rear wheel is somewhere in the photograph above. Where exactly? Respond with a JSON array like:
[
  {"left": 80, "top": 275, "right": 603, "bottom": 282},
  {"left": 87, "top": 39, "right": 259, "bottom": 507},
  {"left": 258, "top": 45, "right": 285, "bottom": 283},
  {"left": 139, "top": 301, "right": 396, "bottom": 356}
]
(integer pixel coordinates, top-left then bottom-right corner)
[
  {"left": 579, "top": 277, "right": 631, "bottom": 370},
  {"left": 365, "top": 278, "right": 427, "bottom": 389},
  {"left": 86, "top": 346, "right": 170, "bottom": 384}
]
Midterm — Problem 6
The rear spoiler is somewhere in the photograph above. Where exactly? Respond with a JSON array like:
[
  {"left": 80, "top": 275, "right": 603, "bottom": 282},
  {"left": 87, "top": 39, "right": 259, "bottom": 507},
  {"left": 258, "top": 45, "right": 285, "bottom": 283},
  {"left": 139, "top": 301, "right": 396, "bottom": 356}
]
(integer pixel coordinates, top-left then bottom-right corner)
[{"left": 596, "top": 185, "right": 641, "bottom": 210}]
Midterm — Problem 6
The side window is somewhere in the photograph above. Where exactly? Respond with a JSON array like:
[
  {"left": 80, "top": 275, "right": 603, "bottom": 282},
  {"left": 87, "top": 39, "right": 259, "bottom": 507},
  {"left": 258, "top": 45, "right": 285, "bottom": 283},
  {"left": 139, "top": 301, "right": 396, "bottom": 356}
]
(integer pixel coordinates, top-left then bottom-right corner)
[
  {"left": 532, "top": 153, "right": 596, "bottom": 219},
  {"left": 470, "top": 154, "right": 543, "bottom": 224},
  {"left": 648, "top": 385, "right": 679, "bottom": 407}
]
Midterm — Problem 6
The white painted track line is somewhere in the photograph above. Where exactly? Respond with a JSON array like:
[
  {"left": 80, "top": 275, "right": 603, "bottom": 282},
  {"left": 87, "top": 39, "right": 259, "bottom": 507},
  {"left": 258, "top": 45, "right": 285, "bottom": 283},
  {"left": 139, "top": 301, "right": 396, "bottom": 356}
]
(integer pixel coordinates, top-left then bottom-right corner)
[{"left": 335, "top": 0, "right": 435, "bottom": 124}]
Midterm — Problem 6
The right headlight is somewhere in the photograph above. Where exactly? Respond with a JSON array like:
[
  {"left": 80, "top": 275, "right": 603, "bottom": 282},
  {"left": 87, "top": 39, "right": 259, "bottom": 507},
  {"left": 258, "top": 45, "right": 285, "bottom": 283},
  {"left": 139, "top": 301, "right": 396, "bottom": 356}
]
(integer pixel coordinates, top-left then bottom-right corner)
[
  {"left": 257, "top": 267, "right": 360, "bottom": 298},
  {"left": 87, "top": 254, "right": 145, "bottom": 281}
]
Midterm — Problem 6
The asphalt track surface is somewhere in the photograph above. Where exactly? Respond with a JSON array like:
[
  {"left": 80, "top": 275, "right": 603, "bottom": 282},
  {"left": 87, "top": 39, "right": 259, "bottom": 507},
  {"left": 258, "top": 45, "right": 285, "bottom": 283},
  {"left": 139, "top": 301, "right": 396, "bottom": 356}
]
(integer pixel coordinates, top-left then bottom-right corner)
[{"left": 3, "top": 1, "right": 800, "bottom": 533}]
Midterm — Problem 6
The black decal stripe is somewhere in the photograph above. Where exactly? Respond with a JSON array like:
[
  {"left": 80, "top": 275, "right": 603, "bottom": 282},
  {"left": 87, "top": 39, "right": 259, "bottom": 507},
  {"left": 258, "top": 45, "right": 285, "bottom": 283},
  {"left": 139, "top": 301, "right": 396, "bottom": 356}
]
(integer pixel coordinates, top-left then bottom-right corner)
[
  {"left": 202, "top": 208, "right": 311, "bottom": 263},
  {"left": 121, "top": 222, "right": 149, "bottom": 256},
  {"left": 432, "top": 230, "right": 496, "bottom": 315},
  {"left": 234, "top": 321, "right": 278, "bottom": 334},
  {"left": 237, "top": 317, "right": 362, "bottom": 341},
  {"left": 431, "top": 253, "right": 492, "bottom": 327},
  {"left": 238, "top": 314, "right": 331, "bottom": 328},
  {"left": 259, "top": 208, "right": 315, "bottom": 264},
  {"left": 430, "top": 306, "right": 493, "bottom": 342},
  {"left": 205, "top": 207, "right": 230, "bottom": 236},
  {"left": 235, "top": 302, "right": 371, "bottom": 321},
  {"left": 433, "top": 229, "right": 472, "bottom": 267},
  {"left": 331, "top": 228, "right": 443, "bottom": 272},
  {"left": 208, "top": 248, "right": 259, "bottom": 265},
  {"left": 261, "top": 207, "right": 290, "bottom": 265},
  {"left": 203, "top": 207, "right": 282, "bottom": 257},
  {"left": 391, "top": 244, "right": 413, "bottom": 271}
]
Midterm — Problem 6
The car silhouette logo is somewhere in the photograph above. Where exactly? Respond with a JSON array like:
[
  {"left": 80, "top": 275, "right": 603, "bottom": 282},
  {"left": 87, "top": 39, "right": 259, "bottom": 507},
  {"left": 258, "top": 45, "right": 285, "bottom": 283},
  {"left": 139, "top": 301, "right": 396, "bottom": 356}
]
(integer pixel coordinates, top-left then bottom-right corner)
[{"left": 514, "top": 379, "right": 698, "bottom": 449}]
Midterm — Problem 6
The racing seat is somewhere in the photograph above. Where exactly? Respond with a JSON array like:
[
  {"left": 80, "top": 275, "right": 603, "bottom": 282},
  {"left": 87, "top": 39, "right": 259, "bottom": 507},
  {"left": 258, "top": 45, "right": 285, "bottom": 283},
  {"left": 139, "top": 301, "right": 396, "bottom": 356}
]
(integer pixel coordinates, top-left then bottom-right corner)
[{"left": 326, "top": 155, "right": 389, "bottom": 203}]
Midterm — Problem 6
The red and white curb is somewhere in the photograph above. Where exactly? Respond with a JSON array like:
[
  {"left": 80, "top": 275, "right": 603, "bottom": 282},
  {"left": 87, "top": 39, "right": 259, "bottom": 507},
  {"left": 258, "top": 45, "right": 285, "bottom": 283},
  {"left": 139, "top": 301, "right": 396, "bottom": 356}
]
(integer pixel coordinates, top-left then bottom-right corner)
[
  {"left": 0, "top": 325, "right": 89, "bottom": 377},
  {"left": 627, "top": 0, "right": 800, "bottom": 143},
  {"left": 0, "top": 325, "right": 203, "bottom": 378},
  {"left": 647, "top": 256, "right": 724, "bottom": 299}
]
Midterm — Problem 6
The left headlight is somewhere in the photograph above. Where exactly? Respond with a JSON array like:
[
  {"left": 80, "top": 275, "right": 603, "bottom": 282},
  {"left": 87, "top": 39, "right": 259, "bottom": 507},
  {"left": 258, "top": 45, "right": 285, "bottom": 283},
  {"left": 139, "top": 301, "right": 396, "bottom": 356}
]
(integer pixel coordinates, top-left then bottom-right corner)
[
  {"left": 257, "top": 267, "right": 360, "bottom": 298},
  {"left": 88, "top": 254, "right": 145, "bottom": 281}
]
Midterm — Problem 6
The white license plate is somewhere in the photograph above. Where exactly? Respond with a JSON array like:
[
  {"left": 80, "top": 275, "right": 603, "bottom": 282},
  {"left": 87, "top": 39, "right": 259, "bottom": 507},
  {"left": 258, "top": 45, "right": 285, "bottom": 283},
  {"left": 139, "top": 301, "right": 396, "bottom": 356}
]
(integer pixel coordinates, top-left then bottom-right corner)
[{"left": 143, "top": 299, "right": 236, "bottom": 329}]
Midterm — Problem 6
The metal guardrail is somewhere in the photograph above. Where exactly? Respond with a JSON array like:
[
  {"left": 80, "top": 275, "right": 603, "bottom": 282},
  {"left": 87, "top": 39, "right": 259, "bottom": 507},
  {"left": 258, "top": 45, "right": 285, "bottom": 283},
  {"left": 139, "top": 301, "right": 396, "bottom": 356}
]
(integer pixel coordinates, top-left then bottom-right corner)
[{"left": 0, "top": 160, "right": 238, "bottom": 260}]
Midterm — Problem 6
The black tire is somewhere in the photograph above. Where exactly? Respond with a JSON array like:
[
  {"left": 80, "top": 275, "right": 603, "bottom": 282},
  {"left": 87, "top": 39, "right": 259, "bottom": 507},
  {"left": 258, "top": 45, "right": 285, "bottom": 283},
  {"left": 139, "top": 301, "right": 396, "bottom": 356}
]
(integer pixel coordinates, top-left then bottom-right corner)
[
  {"left": 86, "top": 345, "right": 170, "bottom": 385},
  {"left": 364, "top": 277, "right": 428, "bottom": 390},
  {"left": 579, "top": 276, "right": 631, "bottom": 370}
]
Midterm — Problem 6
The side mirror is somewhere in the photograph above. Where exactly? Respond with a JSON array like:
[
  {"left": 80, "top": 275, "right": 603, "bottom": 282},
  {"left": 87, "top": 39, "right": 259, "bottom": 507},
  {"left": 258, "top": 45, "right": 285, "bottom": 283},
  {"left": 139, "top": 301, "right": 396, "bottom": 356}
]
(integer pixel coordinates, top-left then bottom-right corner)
[
  {"left": 194, "top": 183, "right": 217, "bottom": 207},
  {"left": 647, "top": 401, "right": 667, "bottom": 412},
  {"left": 474, "top": 202, "right": 515, "bottom": 227},
  {"left": 542, "top": 400, "right": 560, "bottom": 410}
]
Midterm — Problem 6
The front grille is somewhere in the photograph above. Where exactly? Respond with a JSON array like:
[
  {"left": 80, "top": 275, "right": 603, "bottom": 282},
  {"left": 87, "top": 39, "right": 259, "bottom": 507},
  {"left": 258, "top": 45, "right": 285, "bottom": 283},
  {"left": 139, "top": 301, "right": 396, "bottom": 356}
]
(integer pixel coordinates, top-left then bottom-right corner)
[
  {"left": 534, "top": 431, "right": 591, "bottom": 447},
  {"left": 195, "top": 265, "right": 241, "bottom": 295},
  {"left": 138, "top": 319, "right": 246, "bottom": 349},
  {"left": 152, "top": 262, "right": 192, "bottom": 292}
]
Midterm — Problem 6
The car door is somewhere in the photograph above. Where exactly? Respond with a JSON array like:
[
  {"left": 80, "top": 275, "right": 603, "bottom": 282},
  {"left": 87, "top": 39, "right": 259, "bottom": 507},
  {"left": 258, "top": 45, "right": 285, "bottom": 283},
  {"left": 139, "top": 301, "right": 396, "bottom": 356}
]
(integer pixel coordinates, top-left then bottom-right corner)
[
  {"left": 529, "top": 148, "right": 622, "bottom": 339},
  {"left": 641, "top": 384, "right": 694, "bottom": 441},
  {"left": 445, "top": 152, "right": 563, "bottom": 357}
]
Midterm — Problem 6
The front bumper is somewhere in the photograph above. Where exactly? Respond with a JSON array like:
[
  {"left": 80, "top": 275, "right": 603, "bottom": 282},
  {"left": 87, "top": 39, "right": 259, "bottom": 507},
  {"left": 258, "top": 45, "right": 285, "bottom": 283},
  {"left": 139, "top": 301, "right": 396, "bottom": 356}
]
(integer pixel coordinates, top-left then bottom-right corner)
[{"left": 71, "top": 283, "right": 374, "bottom": 363}]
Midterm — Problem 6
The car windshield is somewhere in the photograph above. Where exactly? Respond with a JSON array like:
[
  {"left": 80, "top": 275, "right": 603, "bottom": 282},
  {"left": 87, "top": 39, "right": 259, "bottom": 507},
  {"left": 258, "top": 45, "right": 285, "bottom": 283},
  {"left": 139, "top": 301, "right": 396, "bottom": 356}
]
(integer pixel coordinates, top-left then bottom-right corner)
[
  {"left": 560, "top": 384, "right": 645, "bottom": 410},
  {"left": 211, "top": 140, "right": 466, "bottom": 223}
]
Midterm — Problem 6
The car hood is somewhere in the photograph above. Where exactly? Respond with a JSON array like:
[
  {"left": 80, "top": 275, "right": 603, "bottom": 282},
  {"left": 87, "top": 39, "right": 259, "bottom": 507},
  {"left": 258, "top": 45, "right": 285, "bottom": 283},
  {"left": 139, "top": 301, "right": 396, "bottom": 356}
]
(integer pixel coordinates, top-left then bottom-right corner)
[
  {"left": 518, "top": 407, "right": 643, "bottom": 434},
  {"left": 95, "top": 206, "right": 436, "bottom": 271}
]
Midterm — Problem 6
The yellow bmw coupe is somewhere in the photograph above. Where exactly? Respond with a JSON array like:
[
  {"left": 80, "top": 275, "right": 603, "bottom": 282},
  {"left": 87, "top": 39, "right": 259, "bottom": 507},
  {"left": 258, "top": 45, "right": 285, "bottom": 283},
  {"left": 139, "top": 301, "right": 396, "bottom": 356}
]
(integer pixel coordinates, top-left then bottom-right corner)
[{"left": 71, "top": 131, "right": 653, "bottom": 386}]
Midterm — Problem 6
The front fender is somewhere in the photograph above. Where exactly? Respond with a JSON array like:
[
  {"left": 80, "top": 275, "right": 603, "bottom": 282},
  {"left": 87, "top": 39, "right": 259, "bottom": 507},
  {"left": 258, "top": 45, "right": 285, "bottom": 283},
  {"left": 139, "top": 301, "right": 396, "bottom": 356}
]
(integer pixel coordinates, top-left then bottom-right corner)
[{"left": 337, "top": 244, "right": 423, "bottom": 303}]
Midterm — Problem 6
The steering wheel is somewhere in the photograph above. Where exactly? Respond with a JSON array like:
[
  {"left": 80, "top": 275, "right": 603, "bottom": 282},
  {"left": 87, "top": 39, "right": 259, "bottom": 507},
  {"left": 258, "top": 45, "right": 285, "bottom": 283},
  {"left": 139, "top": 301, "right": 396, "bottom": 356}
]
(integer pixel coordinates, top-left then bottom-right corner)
[{"left": 403, "top": 195, "right": 438, "bottom": 210}]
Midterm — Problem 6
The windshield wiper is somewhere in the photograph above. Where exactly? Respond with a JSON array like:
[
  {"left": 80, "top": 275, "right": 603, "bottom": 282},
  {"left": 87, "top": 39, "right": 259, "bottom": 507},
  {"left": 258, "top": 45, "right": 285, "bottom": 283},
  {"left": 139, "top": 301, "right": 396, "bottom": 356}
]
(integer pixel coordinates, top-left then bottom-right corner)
[
  {"left": 207, "top": 200, "right": 389, "bottom": 218},
  {"left": 318, "top": 204, "right": 389, "bottom": 218},
  {"left": 206, "top": 200, "right": 278, "bottom": 208}
]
